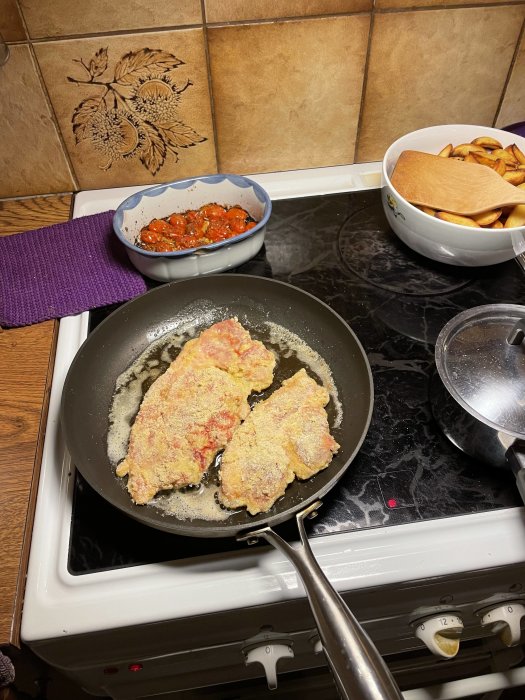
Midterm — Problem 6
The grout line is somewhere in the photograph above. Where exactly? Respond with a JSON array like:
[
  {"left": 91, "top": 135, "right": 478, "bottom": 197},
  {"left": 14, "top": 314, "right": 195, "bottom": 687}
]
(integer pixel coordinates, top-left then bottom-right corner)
[
  {"left": 493, "top": 15, "right": 525, "bottom": 128},
  {"left": 15, "top": 0, "right": 80, "bottom": 191},
  {"left": 353, "top": 5, "right": 376, "bottom": 164},
  {"left": 18, "top": 24, "right": 205, "bottom": 44},
  {"left": 5, "top": 2, "right": 525, "bottom": 45},
  {"left": 27, "top": 41, "right": 80, "bottom": 191},
  {"left": 200, "top": 0, "right": 221, "bottom": 173},
  {"left": 375, "top": 0, "right": 525, "bottom": 12}
]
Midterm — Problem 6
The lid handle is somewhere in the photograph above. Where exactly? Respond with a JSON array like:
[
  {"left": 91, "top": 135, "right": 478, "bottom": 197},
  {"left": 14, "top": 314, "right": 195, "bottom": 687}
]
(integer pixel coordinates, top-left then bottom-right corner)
[{"left": 507, "top": 319, "right": 525, "bottom": 345}]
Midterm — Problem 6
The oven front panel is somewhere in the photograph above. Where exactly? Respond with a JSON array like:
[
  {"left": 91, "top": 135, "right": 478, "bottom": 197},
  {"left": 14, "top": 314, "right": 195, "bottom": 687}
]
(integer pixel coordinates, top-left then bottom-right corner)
[{"left": 30, "top": 565, "right": 525, "bottom": 697}]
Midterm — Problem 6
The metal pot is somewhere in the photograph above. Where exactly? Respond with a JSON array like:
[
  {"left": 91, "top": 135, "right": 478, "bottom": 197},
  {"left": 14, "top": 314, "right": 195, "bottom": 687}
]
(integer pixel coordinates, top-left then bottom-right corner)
[{"left": 431, "top": 304, "right": 525, "bottom": 503}]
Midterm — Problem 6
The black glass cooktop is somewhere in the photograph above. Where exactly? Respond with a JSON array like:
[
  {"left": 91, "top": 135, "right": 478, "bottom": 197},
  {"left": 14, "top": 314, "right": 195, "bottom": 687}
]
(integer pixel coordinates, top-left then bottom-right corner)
[{"left": 69, "top": 189, "right": 525, "bottom": 575}]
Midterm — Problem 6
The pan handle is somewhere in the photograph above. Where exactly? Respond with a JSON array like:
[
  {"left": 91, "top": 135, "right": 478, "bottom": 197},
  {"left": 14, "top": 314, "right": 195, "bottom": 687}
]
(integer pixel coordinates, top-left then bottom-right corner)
[{"left": 238, "top": 501, "right": 403, "bottom": 700}]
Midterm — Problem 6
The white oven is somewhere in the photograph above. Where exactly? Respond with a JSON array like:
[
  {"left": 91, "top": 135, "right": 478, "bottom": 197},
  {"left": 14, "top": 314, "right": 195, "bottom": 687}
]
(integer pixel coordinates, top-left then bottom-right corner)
[{"left": 21, "top": 164, "right": 525, "bottom": 699}]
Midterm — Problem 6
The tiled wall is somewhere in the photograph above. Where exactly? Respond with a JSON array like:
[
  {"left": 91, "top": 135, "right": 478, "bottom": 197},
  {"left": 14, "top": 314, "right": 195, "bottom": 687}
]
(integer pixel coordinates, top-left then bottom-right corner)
[{"left": 1, "top": 0, "right": 524, "bottom": 198}]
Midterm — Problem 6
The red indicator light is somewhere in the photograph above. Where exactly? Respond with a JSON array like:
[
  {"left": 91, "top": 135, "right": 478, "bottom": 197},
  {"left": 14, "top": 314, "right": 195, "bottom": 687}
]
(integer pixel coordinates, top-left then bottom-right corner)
[
  {"left": 128, "top": 663, "right": 143, "bottom": 672},
  {"left": 387, "top": 498, "right": 397, "bottom": 509}
]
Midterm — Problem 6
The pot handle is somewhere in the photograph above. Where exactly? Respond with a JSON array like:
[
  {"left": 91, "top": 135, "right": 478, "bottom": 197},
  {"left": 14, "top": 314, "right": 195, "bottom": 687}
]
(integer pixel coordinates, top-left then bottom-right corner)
[
  {"left": 507, "top": 441, "right": 525, "bottom": 504},
  {"left": 507, "top": 320, "right": 525, "bottom": 346},
  {"left": 238, "top": 502, "right": 403, "bottom": 700}
]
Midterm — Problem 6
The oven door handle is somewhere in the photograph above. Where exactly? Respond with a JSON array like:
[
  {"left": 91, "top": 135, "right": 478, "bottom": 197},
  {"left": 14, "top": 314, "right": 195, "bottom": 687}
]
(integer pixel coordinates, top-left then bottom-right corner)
[
  {"left": 238, "top": 501, "right": 404, "bottom": 700},
  {"left": 403, "top": 665, "right": 525, "bottom": 700}
]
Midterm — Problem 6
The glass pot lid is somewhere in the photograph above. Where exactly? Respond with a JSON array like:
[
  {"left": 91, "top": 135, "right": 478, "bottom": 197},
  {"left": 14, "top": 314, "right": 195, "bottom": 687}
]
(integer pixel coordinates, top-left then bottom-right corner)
[{"left": 435, "top": 304, "right": 525, "bottom": 438}]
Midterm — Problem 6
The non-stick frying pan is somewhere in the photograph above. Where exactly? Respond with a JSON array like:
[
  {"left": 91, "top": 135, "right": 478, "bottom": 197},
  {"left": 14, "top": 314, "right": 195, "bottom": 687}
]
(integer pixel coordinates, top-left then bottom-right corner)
[{"left": 61, "top": 274, "right": 402, "bottom": 700}]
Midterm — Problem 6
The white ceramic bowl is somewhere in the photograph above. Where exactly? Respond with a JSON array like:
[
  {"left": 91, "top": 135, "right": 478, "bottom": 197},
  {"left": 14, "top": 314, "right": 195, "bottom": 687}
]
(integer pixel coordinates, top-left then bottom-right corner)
[
  {"left": 113, "top": 174, "right": 272, "bottom": 281},
  {"left": 382, "top": 124, "right": 525, "bottom": 266}
]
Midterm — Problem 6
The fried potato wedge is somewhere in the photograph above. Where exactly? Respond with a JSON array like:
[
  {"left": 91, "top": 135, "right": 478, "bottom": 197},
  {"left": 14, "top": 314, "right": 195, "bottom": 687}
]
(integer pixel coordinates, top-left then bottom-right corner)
[
  {"left": 504, "top": 204, "right": 525, "bottom": 228},
  {"left": 494, "top": 159, "right": 507, "bottom": 176},
  {"left": 452, "top": 144, "right": 486, "bottom": 157},
  {"left": 471, "top": 136, "right": 502, "bottom": 150},
  {"left": 416, "top": 205, "right": 436, "bottom": 216},
  {"left": 471, "top": 153, "right": 507, "bottom": 176},
  {"left": 438, "top": 144, "right": 453, "bottom": 158},
  {"left": 503, "top": 170, "right": 525, "bottom": 186},
  {"left": 491, "top": 220, "right": 504, "bottom": 228},
  {"left": 473, "top": 209, "right": 503, "bottom": 226},
  {"left": 436, "top": 212, "right": 478, "bottom": 227},
  {"left": 491, "top": 148, "right": 518, "bottom": 164},
  {"left": 472, "top": 151, "right": 498, "bottom": 163},
  {"left": 512, "top": 144, "right": 525, "bottom": 165}
]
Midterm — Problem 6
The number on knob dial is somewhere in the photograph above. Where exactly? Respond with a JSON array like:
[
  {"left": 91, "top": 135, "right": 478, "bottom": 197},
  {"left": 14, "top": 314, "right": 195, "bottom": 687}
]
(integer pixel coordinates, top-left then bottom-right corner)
[{"left": 414, "top": 614, "right": 463, "bottom": 658}]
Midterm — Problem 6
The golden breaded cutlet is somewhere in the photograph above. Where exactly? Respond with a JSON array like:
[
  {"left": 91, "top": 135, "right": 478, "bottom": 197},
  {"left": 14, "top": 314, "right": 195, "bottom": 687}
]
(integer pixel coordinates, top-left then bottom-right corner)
[
  {"left": 116, "top": 318, "right": 276, "bottom": 504},
  {"left": 218, "top": 368, "right": 340, "bottom": 515}
]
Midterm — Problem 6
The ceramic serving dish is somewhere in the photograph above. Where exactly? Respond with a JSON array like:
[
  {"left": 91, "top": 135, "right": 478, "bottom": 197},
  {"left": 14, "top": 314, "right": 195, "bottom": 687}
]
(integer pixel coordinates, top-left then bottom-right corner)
[
  {"left": 113, "top": 174, "right": 272, "bottom": 281},
  {"left": 382, "top": 124, "right": 525, "bottom": 266}
]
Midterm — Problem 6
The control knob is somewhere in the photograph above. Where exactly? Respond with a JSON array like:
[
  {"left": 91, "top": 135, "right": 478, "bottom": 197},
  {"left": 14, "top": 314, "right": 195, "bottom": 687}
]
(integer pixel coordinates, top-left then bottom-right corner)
[
  {"left": 479, "top": 602, "right": 525, "bottom": 647},
  {"left": 414, "top": 613, "right": 464, "bottom": 658},
  {"left": 242, "top": 629, "right": 294, "bottom": 689}
]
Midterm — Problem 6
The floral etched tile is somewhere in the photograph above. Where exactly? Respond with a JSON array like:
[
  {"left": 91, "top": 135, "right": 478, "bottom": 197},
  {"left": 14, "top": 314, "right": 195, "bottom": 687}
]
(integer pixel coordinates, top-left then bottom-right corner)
[
  {"left": 497, "top": 31, "right": 525, "bottom": 130},
  {"left": 357, "top": 5, "right": 525, "bottom": 163},
  {"left": 0, "top": 45, "right": 75, "bottom": 198},
  {"left": 208, "top": 16, "right": 370, "bottom": 174},
  {"left": 34, "top": 30, "right": 216, "bottom": 190},
  {"left": 20, "top": 0, "right": 202, "bottom": 39},
  {"left": 205, "top": 0, "right": 371, "bottom": 23}
]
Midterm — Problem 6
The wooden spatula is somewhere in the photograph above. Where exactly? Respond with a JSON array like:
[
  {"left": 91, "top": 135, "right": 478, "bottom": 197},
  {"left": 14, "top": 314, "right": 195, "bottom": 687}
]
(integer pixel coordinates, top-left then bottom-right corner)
[{"left": 390, "top": 150, "right": 525, "bottom": 216}]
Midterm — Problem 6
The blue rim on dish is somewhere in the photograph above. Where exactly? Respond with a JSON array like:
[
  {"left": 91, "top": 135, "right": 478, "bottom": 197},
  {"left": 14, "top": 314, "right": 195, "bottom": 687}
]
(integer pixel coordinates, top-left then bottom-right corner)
[{"left": 113, "top": 174, "right": 272, "bottom": 258}]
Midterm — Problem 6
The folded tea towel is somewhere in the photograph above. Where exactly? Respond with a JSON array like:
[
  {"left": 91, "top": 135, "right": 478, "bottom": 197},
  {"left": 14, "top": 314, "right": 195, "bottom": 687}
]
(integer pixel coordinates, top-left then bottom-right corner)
[{"left": 0, "top": 210, "right": 147, "bottom": 328}]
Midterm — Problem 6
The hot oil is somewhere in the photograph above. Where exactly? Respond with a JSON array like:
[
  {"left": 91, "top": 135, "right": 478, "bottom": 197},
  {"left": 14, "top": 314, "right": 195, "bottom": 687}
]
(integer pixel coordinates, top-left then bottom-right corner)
[{"left": 107, "top": 319, "right": 342, "bottom": 522}]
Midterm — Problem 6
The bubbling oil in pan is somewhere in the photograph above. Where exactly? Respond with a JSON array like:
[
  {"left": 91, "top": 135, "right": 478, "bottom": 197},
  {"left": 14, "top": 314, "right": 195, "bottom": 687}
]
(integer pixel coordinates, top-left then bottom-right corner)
[{"left": 107, "top": 319, "right": 342, "bottom": 522}]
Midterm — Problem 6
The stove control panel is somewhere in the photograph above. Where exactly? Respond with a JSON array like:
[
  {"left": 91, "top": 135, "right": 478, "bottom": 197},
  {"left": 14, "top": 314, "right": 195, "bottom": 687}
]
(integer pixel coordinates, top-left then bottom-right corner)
[
  {"left": 413, "top": 613, "right": 464, "bottom": 658},
  {"left": 479, "top": 602, "right": 525, "bottom": 647}
]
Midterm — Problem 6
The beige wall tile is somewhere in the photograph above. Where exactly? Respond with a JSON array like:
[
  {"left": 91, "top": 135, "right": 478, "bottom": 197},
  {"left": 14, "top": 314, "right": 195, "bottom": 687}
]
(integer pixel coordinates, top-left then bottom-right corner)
[
  {"left": 376, "top": 0, "right": 513, "bottom": 9},
  {"left": 357, "top": 6, "right": 525, "bottom": 163},
  {"left": 0, "top": 45, "right": 75, "bottom": 198},
  {"left": 205, "top": 0, "right": 371, "bottom": 23},
  {"left": 20, "top": 0, "right": 202, "bottom": 39},
  {"left": 34, "top": 29, "right": 216, "bottom": 190},
  {"left": 0, "top": 0, "right": 26, "bottom": 41},
  {"left": 208, "top": 16, "right": 370, "bottom": 174},
  {"left": 497, "top": 31, "right": 525, "bottom": 130}
]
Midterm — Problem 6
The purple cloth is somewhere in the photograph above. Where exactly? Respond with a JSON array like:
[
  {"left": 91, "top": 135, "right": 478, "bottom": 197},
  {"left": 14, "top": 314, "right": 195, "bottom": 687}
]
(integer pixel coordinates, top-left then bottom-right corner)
[
  {"left": 0, "top": 210, "right": 147, "bottom": 327},
  {"left": 503, "top": 121, "right": 525, "bottom": 138}
]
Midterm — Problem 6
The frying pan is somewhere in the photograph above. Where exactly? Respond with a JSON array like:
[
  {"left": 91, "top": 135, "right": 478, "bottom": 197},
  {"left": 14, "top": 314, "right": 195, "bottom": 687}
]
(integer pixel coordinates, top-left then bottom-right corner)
[{"left": 61, "top": 274, "right": 402, "bottom": 700}]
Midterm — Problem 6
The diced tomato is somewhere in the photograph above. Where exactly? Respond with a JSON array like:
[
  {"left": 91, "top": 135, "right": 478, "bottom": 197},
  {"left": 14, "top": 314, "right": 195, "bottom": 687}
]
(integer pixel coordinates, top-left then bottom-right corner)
[
  {"left": 164, "top": 223, "right": 186, "bottom": 239},
  {"left": 200, "top": 204, "right": 227, "bottom": 220},
  {"left": 225, "top": 207, "right": 248, "bottom": 220},
  {"left": 154, "top": 242, "right": 176, "bottom": 252},
  {"left": 140, "top": 229, "right": 161, "bottom": 244},
  {"left": 169, "top": 213, "right": 187, "bottom": 229},
  {"left": 245, "top": 221, "right": 257, "bottom": 231},
  {"left": 230, "top": 218, "right": 247, "bottom": 234},
  {"left": 207, "top": 220, "right": 230, "bottom": 241},
  {"left": 148, "top": 218, "right": 172, "bottom": 234}
]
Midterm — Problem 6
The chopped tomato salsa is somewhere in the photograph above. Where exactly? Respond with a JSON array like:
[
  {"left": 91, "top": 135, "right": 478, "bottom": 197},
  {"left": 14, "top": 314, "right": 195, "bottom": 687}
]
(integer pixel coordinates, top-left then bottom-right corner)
[{"left": 136, "top": 203, "right": 258, "bottom": 253}]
